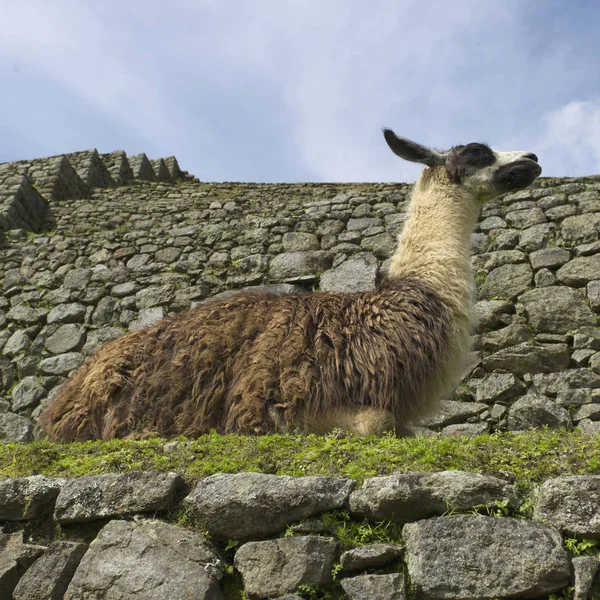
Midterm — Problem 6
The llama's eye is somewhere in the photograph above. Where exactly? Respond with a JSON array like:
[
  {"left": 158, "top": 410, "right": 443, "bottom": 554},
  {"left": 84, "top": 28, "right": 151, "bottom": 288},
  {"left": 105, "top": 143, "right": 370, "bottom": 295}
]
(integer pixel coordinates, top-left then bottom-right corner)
[{"left": 461, "top": 144, "right": 495, "bottom": 167}]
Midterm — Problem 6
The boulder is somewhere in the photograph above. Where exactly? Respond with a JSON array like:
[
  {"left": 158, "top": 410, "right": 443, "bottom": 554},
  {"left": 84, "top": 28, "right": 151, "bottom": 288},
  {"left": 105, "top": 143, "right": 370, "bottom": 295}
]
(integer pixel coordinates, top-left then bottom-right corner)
[
  {"left": 341, "top": 573, "right": 407, "bottom": 600},
  {"left": 54, "top": 472, "right": 183, "bottom": 523},
  {"left": 12, "top": 541, "right": 86, "bottom": 600},
  {"left": 234, "top": 536, "right": 337, "bottom": 599},
  {"left": 534, "top": 476, "right": 600, "bottom": 538},
  {"left": 184, "top": 472, "right": 354, "bottom": 540},
  {"left": 349, "top": 471, "right": 516, "bottom": 523},
  {"left": 403, "top": 515, "right": 569, "bottom": 599},
  {"left": 64, "top": 519, "right": 223, "bottom": 600},
  {"left": 0, "top": 476, "right": 63, "bottom": 520}
]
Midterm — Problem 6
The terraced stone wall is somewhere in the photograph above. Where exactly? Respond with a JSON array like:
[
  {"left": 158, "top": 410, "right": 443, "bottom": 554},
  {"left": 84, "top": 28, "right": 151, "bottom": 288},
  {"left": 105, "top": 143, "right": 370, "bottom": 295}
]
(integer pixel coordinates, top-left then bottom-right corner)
[
  {"left": 0, "top": 469, "right": 598, "bottom": 599},
  {"left": 1, "top": 148, "right": 600, "bottom": 442}
]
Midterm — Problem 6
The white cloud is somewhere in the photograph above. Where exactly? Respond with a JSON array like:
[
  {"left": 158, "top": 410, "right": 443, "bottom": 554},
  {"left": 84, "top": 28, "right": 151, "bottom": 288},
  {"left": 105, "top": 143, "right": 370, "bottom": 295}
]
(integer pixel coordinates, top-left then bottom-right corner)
[{"left": 535, "top": 100, "right": 600, "bottom": 177}]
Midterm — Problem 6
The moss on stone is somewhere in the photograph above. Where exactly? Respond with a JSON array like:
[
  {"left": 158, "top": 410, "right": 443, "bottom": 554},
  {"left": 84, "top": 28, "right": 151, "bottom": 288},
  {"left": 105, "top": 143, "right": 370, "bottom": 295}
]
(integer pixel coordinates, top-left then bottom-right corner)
[{"left": 1, "top": 430, "right": 599, "bottom": 494}]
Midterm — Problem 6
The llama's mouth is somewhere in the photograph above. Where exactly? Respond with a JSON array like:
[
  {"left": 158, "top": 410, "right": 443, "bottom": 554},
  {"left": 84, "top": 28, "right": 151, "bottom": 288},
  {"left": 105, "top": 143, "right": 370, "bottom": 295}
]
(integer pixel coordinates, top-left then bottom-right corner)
[{"left": 492, "top": 159, "right": 542, "bottom": 193}]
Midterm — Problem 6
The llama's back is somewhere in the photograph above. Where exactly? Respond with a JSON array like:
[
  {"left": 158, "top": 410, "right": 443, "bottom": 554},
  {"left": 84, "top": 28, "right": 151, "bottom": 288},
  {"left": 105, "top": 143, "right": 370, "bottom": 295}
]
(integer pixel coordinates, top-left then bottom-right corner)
[{"left": 40, "top": 279, "right": 453, "bottom": 441}]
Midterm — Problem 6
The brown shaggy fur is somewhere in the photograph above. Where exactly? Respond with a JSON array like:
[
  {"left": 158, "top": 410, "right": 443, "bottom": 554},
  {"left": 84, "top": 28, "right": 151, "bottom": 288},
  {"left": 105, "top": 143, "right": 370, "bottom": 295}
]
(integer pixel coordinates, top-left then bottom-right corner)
[{"left": 39, "top": 277, "right": 451, "bottom": 441}]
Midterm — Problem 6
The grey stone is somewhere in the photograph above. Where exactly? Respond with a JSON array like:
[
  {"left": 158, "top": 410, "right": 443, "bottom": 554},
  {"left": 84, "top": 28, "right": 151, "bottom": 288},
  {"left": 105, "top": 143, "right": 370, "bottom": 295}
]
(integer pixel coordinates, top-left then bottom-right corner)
[
  {"left": 519, "top": 223, "right": 556, "bottom": 252},
  {"left": 0, "top": 413, "right": 33, "bottom": 442},
  {"left": 6, "top": 306, "right": 48, "bottom": 325},
  {"left": 64, "top": 519, "right": 223, "bottom": 600},
  {"left": 573, "top": 404, "right": 600, "bottom": 421},
  {"left": 126, "top": 253, "right": 151, "bottom": 270},
  {"left": 45, "top": 324, "right": 86, "bottom": 354},
  {"left": 479, "top": 263, "right": 533, "bottom": 300},
  {"left": 349, "top": 471, "right": 516, "bottom": 523},
  {"left": 128, "top": 307, "right": 164, "bottom": 331},
  {"left": 0, "top": 476, "right": 63, "bottom": 520},
  {"left": 63, "top": 268, "right": 92, "bottom": 289},
  {"left": 519, "top": 286, "right": 595, "bottom": 333},
  {"left": 282, "top": 232, "right": 320, "bottom": 251},
  {"left": 11, "top": 377, "right": 45, "bottom": 412},
  {"left": 269, "top": 251, "right": 333, "bottom": 280},
  {"left": 46, "top": 303, "right": 86, "bottom": 325},
  {"left": 183, "top": 472, "right": 354, "bottom": 540},
  {"left": 572, "top": 556, "right": 599, "bottom": 600},
  {"left": 530, "top": 369, "right": 600, "bottom": 395},
  {"left": 82, "top": 327, "right": 124, "bottom": 355},
  {"left": 507, "top": 394, "right": 572, "bottom": 430},
  {"left": 155, "top": 247, "right": 182, "bottom": 263},
  {"left": 578, "top": 419, "right": 600, "bottom": 435},
  {"left": 474, "top": 299, "right": 513, "bottom": 329},
  {"left": 440, "top": 422, "right": 490, "bottom": 436},
  {"left": 54, "top": 471, "right": 183, "bottom": 523},
  {"left": 482, "top": 342, "right": 570, "bottom": 374},
  {"left": 341, "top": 573, "right": 406, "bottom": 600},
  {"left": 347, "top": 217, "right": 382, "bottom": 231},
  {"left": 403, "top": 515, "right": 569, "bottom": 599},
  {"left": 2, "top": 330, "right": 31, "bottom": 357},
  {"left": 91, "top": 296, "right": 117, "bottom": 325},
  {"left": 471, "top": 232, "right": 490, "bottom": 254},
  {"left": 534, "top": 476, "right": 600, "bottom": 538},
  {"left": 574, "top": 327, "right": 600, "bottom": 350},
  {"left": 534, "top": 267, "right": 556, "bottom": 287},
  {"left": 111, "top": 281, "right": 140, "bottom": 297},
  {"left": 0, "top": 532, "right": 46, "bottom": 599},
  {"left": 529, "top": 247, "right": 571, "bottom": 269},
  {"left": 234, "top": 536, "right": 337, "bottom": 599},
  {"left": 340, "top": 543, "right": 404, "bottom": 572},
  {"left": 479, "top": 216, "right": 506, "bottom": 231},
  {"left": 561, "top": 214, "right": 600, "bottom": 245},
  {"left": 505, "top": 207, "right": 546, "bottom": 228},
  {"left": 319, "top": 253, "right": 378, "bottom": 292},
  {"left": 38, "top": 353, "right": 84, "bottom": 376},
  {"left": 135, "top": 284, "right": 175, "bottom": 309},
  {"left": 360, "top": 233, "right": 396, "bottom": 258},
  {"left": 12, "top": 541, "right": 87, "bottom": 600},
  {"left": 574, "top": 240, "right": 600, "bottom": 257},
  {"left": 474, "top": 249, "right": 527, "bottom": 271},
  {"left": 557, "top": 255, "right": 600, "bottom": 286},
  {"left": 418, "top": 401, "right": 488, "bottom": 428},
  {"left": 479, "top": 324, "right": 532, "bottom": 352}
]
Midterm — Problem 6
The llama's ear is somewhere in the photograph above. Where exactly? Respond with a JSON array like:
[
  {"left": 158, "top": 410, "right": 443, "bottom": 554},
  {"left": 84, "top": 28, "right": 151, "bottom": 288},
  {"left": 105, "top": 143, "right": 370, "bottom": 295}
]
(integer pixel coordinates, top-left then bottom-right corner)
[{"left": 383, "top": 129, "right": 446, "bottom": 167}]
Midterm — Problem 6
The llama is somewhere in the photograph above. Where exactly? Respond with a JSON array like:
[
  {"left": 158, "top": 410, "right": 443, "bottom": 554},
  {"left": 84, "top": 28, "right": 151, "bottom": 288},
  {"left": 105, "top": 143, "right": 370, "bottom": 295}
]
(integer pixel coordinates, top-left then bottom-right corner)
[{"left": 39, "top": 130, "right": 541, "bottom": 441}]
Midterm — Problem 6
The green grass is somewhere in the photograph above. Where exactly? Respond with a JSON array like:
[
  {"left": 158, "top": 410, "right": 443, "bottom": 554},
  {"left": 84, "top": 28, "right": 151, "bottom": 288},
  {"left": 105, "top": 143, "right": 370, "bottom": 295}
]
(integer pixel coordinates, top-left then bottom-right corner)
[{"left": 2, "top": 430, "right": 600, "bottom": 494}]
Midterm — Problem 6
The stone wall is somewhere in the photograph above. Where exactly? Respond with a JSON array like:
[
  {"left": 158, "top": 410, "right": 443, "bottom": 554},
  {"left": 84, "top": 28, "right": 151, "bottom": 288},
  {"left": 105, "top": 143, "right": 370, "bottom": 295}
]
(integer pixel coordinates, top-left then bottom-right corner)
[
  {"left": 0, "top": 469, "right": 598, "bottom": 598},
  {"left": 1, "top": 148, "right": 600, "bottom": 442}
]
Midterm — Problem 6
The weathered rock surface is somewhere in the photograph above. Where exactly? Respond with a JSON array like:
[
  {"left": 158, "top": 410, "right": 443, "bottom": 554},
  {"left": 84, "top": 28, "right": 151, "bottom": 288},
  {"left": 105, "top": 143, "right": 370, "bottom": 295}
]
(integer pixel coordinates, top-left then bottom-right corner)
[
  {"left": 349, "top": 471, "right": 516, "bottom": 523},
  {"left": 12, "top": 541, "right": 87, "bottom": 600},
  {"left": 341, "top": 573, "right": 406, "bottom": 600},
  {"left": 184, "top": 472, "right": 354, "bottom": 540},
  {"left": 64, "top": 519, "right": 223, "bottom": 600},
  {"left": 403, "top": 515, "right": 570, "bottom": 599},
  {"left": 234, "top": 536, "right": 337, "bottom": 599},
  {"left": 534, "top": 476, "right": 600, "bottom": 538},
  {"left": 571, "top": 556, "right": 599, "bottom": 600},
  {"left": 0, "top": 475, "right": 63, "bottom": 520},
  {"left": 507, "top": 394, "right": 572, "bottom": 430},
  {"left": 0, "top": 532, "right": 46, "bottom": 599},
  {"left": 54, "top": 471, "right": 183, "bottom": 523},
  {"left": 340, "top": 543, "right": 404, "bottom": 571},
  {"left": 319, "top": 253, "right": 378, "bottom": 292},
  {"left": 482, "top": 342, "right": 570, "bottom": 374},
  {"left": 519, "top": 286, "right": 595, "bottom": 333},
  {"left": 417, "top": 400, "right": 488, "bottom": 428}
]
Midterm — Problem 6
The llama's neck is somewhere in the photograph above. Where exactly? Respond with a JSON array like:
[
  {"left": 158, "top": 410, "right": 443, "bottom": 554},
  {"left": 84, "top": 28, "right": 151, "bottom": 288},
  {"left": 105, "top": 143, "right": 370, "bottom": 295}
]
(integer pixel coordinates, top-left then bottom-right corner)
[{"left": 389, "top": 172, "right": 481, "bottom": 327}]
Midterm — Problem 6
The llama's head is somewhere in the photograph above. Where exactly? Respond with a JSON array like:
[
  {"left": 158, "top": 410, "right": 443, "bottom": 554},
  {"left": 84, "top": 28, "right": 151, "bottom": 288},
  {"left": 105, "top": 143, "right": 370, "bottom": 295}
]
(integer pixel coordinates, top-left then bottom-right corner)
[{"left": 383, "top": 129, "right": 542, "bottom": 202}]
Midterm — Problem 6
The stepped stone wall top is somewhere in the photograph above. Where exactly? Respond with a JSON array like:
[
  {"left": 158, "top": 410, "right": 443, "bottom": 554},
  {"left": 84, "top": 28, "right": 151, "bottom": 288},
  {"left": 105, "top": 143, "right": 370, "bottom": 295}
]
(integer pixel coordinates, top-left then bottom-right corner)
[{"left": 1, "top": 146, "right": 600, "bottom": 442}]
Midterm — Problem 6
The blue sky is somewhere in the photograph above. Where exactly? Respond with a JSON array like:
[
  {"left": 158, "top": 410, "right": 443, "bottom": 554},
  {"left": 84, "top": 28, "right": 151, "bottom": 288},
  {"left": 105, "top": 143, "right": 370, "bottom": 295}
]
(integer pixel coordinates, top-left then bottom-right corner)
[{"left": 1, "top": 1, "right": 599, "bottom": 183}]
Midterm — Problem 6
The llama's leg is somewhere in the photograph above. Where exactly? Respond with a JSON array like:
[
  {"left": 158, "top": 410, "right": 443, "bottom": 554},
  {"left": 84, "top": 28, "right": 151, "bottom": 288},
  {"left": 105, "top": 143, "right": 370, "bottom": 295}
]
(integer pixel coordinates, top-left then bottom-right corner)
[{"left": 306, "top": 406, "right": 407, "bottom": 437}]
